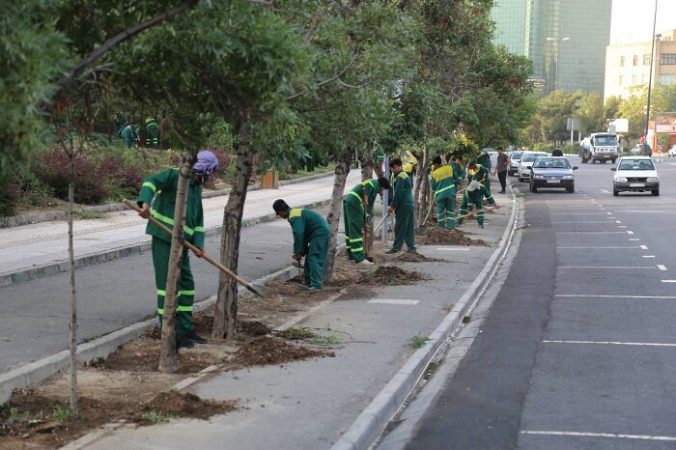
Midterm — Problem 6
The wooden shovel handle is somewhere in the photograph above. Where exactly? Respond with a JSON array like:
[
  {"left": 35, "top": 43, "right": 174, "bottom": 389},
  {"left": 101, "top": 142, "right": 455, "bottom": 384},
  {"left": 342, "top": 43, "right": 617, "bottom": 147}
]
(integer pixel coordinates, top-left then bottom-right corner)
[{"left": 123, "top": 199, "right": 263, "bottom": 298}]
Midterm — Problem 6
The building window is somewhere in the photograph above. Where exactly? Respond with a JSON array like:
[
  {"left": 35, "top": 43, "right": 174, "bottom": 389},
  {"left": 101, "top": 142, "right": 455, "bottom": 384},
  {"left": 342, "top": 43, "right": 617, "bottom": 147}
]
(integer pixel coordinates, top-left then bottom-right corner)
[
  {"left": 660, "top": 75, "right": 676, "bottom": 85},
  {"left": 660, "top": 53, "right": 676, "bottom": 65},
  {"left": 643, "top": 54, "right": 651, "bottom": 65},
  {"left": 633, "top": 55, "right": 639, "bottom": 66},
  {"left": 620, "top": 56, "right": 625, "bottom": 67}
]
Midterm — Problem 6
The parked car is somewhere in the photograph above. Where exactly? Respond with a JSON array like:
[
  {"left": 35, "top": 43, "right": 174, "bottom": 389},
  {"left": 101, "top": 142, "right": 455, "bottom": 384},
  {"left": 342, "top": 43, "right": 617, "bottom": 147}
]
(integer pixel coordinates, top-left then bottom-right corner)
[
  {"left": 668, "top": 145, "right": 676, "bottom": 157},
  {"left": 529, "top": 157, "right": 577, "bottom": 193},
  {"left": 517, "top": 151, "right": 548, "bottom": 182},
  {"left": 611, "top": 156, "right": 659, "bottom": 196},
  {"left": 508, "top": 150, "right": 523, "bottom": 176}
]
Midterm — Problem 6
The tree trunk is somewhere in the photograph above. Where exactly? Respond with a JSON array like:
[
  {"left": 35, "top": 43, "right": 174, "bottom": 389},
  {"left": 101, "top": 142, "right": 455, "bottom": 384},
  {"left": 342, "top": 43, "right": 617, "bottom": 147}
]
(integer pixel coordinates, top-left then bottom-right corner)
[
  {"left": 360, "top": 153, "right": 375, "bottom": 253},
  {"left": 212, "top": 117, "right": 254, "bottom": 340},
  {"left": 158, "top": 153, "right": 193, "bottom": 373},
  {"left": 413, "top": 148, "right": 427, "bottom": 221},
  {"left": 416, "top": 157, "right": 431, "bottom": 231},
  {"left": 360, "top": 154, "right": 374, "bottom": 181},
  {"left": 323, "top": 152, "right": 352, "bottom": 283},
  {"left": 67, "top": 162, "right": 79, "bottom": 416}
]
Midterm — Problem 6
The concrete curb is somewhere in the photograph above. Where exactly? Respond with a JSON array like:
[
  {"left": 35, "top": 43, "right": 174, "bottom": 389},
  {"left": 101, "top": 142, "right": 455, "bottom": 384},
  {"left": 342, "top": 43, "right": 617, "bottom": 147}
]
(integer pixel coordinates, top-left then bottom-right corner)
[
  {"left": 331, "top": 191, "right": 520, "bottom": 450},
  {"left": 1, "top": 171, "right": 334, "bottom": 228},
  {"left": 0, "top": 198, "right": 332, "bottom": 287},
  {"left": 0, "top": 264, "right": 299, "bottom": 406}
]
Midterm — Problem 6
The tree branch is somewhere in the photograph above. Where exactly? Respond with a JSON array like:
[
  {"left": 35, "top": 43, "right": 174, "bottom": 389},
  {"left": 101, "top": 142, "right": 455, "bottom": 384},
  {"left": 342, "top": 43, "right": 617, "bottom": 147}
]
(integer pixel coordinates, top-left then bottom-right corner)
[{"left": 286, "top": 51, "right": 360, "bottom": 101}]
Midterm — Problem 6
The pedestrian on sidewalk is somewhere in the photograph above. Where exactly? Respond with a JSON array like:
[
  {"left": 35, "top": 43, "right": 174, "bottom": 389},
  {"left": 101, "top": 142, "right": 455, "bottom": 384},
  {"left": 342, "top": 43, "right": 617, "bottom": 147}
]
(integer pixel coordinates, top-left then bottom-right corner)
[
  {"left": 429, "top": 155, "right": 456, "bottom": 229},
  {"left": 496, "top": 147, "right": 510, "bottom": 194},
  {"left": 386, "top": 158, "right": 416, "bottom": 254},
  {"left": 136, "top": 150, "right": 219, "bottom": 349},
  {"left": 457, "top": 164, "right": 499, "bottom": 228},
  {"left": 273, "top": 200, "right": 331, "bottom": 290},
  {"left": 343, "top": 177, "right": 391, "bottom": 265}
]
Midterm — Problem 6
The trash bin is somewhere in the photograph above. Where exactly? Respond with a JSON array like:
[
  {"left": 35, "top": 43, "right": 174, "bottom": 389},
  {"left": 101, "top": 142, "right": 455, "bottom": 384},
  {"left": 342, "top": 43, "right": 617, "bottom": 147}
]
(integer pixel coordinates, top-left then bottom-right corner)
[{"left": 262, "top": 170, "right": 279, "bottom": 189}]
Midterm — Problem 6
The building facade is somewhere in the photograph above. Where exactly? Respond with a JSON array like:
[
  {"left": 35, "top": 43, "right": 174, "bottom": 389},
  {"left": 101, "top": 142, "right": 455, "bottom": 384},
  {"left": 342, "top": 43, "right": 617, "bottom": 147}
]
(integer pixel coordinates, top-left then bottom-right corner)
[
  {"left": 492, "top": 0, "right": 612, "bottom": 95},
  {"left": 605, "top": 29, "right": 676, "bottom": 100}
]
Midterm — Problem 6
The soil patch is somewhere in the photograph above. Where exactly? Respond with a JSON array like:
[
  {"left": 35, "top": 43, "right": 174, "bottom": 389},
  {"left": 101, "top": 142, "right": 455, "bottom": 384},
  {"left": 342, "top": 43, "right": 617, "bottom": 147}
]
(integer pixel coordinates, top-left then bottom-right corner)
[
  {"left": 363, "top": 266, "right": 427, "bottom": 286},
  {"left": 234, "top": 336, "right": 333, "bottom": 368},
  {"left": 417, "top": 228, "right": 488, "bottom": 246},
  {"left": 0, "top": 389, "right": 236, "bottom": 449}
]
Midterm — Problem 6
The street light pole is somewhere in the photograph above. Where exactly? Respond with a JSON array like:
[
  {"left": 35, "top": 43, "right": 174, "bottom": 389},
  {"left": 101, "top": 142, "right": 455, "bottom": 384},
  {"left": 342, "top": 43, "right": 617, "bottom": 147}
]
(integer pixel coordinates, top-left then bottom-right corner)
[{"left": 644, "top": 0, "right": 659, "bottom": 145}]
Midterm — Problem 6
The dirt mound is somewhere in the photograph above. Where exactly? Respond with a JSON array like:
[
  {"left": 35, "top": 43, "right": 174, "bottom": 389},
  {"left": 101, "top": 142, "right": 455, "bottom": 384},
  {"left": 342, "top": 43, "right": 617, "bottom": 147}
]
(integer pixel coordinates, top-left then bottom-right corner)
[
  {"left": 394, "top": 252, "right": 443, "bottom": 263},
  {"left": 417, "top": 227, "right": 487, "bottom": 246},
  {"left": 363, "top": 266, "right": 427, "bottom": 285},
  {"left": 138, "top": 391, "right": 237, "bottom": 423},
  {"left": 234, "top": 336, "right": 333, "bottom": 367}
]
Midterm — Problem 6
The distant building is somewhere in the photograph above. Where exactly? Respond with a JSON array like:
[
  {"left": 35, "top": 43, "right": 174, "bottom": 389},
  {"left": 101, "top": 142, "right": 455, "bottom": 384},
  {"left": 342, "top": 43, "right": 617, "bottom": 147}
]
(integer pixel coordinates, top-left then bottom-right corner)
[
  {"left": 604, "top": 29, "right": 676, "bottom": 100},
  {"left": 491, "top": 0, "right": 612, "bottom": 95}
]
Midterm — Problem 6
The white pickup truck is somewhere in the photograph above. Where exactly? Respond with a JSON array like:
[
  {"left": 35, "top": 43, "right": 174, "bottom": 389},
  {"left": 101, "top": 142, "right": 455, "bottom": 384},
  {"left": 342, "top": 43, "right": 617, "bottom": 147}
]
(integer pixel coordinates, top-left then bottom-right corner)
[{"left": 579, "top": 133, "right": 619, "bottom": 164}]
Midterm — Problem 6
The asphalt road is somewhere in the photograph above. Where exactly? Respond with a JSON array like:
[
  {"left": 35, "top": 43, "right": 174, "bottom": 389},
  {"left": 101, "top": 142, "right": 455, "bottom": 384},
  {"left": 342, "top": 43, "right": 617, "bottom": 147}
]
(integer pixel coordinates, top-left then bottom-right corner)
[{"left": 400, "top": 155, "right": 676, "bottom": 449}]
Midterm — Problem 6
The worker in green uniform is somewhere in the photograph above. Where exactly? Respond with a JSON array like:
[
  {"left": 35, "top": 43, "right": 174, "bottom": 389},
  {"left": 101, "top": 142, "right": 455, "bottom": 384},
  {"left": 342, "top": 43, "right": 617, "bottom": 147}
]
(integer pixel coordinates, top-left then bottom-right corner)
[
  {"left": 451, "top": 155, "right": 465, "bottom": 192},
  {"left": 430, "top": 156, "right": 456, "bottom": 229},
  {"left": 273, "top": 200, "right": 331, "bottom": 289},
  {"left": 457, "top": 163, "right": 500, "bottom": 228},
  {"left": 120, "top": 123, "right": 138, "bottom": 148},
  {"left": 386, "top": 158, "right": 416, "bottom": 254},
  {"left": 137, "top": 150, "right": 219, "bottom": 349},
  {"left": 468, "top": 158, "right": 491, "bottom": 197},
  {"left": 145, "top": 117, "right": 160, "bottom": 148},
  {"left": 343, "top": 177, "right": 391, "bottom": 264}
]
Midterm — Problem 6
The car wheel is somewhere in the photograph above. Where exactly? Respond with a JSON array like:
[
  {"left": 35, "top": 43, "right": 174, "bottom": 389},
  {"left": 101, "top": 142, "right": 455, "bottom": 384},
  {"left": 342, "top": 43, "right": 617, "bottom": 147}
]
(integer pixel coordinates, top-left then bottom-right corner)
[
  {"left": 566, "top": 184, "right": 574, "bottom": 193},
  {"left": 531, "top": 182, "right": 537, "bottom": 193},
  {"left": 591, "top": 159, "right": 596, "bottom": 164},
  {"left": 611, "top": 158, "right": 617, "bottom": 164},
  {"left": 652, "top": 188, "right": 659, "bottom": 196},
  {"left": 518, "top": 176, "right": 523, "bottom": 182},
  {"left": 613, "top": 187, "right": 619, "bottom": 196}
]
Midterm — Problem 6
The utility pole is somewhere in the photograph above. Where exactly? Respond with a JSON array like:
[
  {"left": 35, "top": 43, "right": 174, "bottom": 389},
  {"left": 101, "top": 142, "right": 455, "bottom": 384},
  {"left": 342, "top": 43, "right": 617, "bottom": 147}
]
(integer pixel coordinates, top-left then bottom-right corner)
[{"left": 644, "top": 0, "right": 659, "bottom": 144}]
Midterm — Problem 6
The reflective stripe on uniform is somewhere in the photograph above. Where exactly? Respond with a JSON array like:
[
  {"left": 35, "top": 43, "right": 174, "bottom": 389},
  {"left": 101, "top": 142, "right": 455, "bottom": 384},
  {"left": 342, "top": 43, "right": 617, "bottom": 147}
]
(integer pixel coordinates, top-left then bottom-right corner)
[
  {"left": 157, "top": 289, "right": 195, "bottom": 297},
  {"left": 150, "top": 208, "right": 195, "bottom": 235},
  {"left": 348, "top": 191, "right": 363, "bottom": 203},
  {"left": 435, "top": 185, "right": 455, "bottom": 197},
  {"left": 142, "top": 181, "right": 157, "bottom": 193},
  {"left": 289, "top": 208, "right": 302, "bottom": 219},
  {"left": 157, "top": 289, "right": 166, "bottom": 297},
  {"left": 177, "top": 305, "right": 193, "bottom": 312},
  {"left": 351, "top": 247, "right": 364, "bottom": 252},
  {"left": 157, "top": 308, "right": 164, "bottom": 315},
  {"left": 348, "top": 237, "right": 363, "bottom": 243}
]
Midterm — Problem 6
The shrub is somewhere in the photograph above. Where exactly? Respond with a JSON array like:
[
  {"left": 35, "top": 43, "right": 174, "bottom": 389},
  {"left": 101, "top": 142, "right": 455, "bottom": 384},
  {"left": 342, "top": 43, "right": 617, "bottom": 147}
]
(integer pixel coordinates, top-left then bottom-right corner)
[
  {"left": 33, "top": 148, "right": 108, "bottom": 204},
  {"left": 0, "top": 181, "right": 21, "bottom": 218},
  {"left": 99, "top": 156, "right": 143, "bottom": 199}
]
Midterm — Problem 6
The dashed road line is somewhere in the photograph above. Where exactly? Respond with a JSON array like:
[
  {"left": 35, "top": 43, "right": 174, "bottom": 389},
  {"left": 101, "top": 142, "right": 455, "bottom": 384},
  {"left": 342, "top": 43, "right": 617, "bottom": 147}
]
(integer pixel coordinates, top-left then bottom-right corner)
[
  {"left": 521, "top": 430, "right": 676, "bottom": 442},
  {"left": 367, "top": 299, "right": 420, "bottom": 306},
  {"left": 658, "top": 265, "right": 668, "bottom": 271},
  {"left": 556, "top": 294, "right": 676, "bottom": 299},
  {"left": 544, "top": 340, "right": 676, "bottom": 348}
]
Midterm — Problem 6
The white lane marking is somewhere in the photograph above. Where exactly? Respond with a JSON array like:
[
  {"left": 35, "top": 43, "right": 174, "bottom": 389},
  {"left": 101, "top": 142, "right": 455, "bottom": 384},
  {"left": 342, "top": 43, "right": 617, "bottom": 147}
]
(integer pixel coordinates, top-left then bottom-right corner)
[
  {"left": 367, "top": 299, "right": 420, "bottom": 306},
  {"left": 658, "top": 265, "right": 668, "bottom": 271},
  {"left": 627, "top": 230, "right": 634, "bottom": 235},
  {"left": 558, "top": 266, "right": 654, "bottom": 270},
  {"left": 609, "top": 216, "right": 616, "bottom": 219},
  {"left": 557, "top": 246, "right": 638, "bottom": 249},
  {"left": 556, "top": 294, "right": 676, "bottom": 299},
  {"left": 643, "top": 255, "right": 656, "bottom": 258},
  {"left": 435, "top": 247, "right": 471, "bottom": 252},
  {"left": 618, "top": 226, "right": 627, "bottom": 228},
  {"left": 544, "top": 340, "right": 676, "bottom": 348},
  {"left": 556, "top": 231, "right": 626, "bottom": 235},
  {"left": 521, "top": 430, "right": 676, "bottom": 442},
  {"left": 607, "top": 212, "right": 612, "bottom": 215},
  {"left": 640, "top": 245, "right": 648, "bottom": 250},
  {"left": 629, "top": 238, "right": 641, "bottom": 241},
  {"left": 661, "top": 280, "right": 676, "bottom": 283},
  {"left": 550, "top": 213, "right": 613, "bottom": 216},
  {"left": 555, "top": 221, "right": 618, "bottom": 224},
  {"left": 615, "top": 220, "right": 622, "bottom": 223}
]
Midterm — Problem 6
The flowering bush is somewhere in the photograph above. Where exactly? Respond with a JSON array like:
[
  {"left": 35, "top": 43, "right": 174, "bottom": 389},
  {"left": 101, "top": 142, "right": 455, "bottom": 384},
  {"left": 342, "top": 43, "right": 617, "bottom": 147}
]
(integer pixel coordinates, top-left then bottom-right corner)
[{"left": 33, "top": 148, "right": 108, "bottom": 204}]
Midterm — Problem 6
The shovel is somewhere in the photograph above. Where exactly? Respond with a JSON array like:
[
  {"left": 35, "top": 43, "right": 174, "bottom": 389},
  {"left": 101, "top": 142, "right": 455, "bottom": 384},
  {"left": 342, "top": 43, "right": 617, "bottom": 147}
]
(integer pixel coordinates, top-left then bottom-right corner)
[{"left": 124, "top": 199, "right": 264, "bottom": 298}]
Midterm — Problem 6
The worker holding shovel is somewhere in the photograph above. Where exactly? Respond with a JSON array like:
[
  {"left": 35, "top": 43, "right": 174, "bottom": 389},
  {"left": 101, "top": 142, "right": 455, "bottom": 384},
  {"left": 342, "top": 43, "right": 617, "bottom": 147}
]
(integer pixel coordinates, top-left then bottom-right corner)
[
  {"left": 273, "top": 200, "right": 331, "bottom": 290},
  {"left": 429, "top": 155, "right": 456, "bottom": 229},
  {"left": 343, "top": 177, "right": 391, "bottom": 265},
  {"left": 457, "top": 163, "right": 500, "bottom": 229},
  {"left": 137, "top": 149, "right": 218, "bottom": 349}
]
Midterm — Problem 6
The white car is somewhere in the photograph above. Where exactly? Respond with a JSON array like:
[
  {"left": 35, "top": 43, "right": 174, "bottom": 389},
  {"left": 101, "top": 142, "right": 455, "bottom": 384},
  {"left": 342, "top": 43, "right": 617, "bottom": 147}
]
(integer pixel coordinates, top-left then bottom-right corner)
[
  {"left": 518, "top": 151, "right": 548, "bottom": 182},
  {"left": 509, "top": 150, "right": 523, "bottom": 176},
  {"left": 611, "top": 156, "right": 659, "bottom": 196},
  {"left": 668, "top": 145, "right": 676, "bottom": 157}
]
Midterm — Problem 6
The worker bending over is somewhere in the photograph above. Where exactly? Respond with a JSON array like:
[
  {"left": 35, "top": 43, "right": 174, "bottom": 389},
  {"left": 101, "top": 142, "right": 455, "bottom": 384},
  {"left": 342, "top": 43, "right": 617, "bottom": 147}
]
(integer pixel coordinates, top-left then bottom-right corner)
[
  {"left": 457, "top": 163, "right": 499, "bottom": 228},
  {"left": 343, "top": 177, "right": 391, "bottom": 264}
]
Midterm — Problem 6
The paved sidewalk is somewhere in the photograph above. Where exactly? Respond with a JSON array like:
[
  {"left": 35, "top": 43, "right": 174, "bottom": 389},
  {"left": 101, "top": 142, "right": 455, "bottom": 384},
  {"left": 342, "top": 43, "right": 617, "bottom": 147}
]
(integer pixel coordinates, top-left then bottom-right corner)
[
  {"left": 0, "top": 171, "right": 360, "bottom": 281},
  {"left": 80, "top": 197, "right": 515, "bottom": 450}
]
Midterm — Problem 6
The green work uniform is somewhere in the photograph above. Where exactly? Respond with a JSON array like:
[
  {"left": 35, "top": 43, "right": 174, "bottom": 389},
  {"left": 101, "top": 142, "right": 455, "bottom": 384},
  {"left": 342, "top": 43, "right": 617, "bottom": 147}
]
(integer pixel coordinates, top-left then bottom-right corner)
[
  {"left": 137, "top": 168, "right": 205, "bottom": 335},
  {"left": 468, "top": 164, "right": 491, "bottom": 196},
  {"left": 458, "top": 183, "right": 495, "bottom": 227},
  {"left": 343, "top": 179, "right": 380, "bottom": 262},
  {"left": 145, "top": 118, "right": 160, "bottom": 148},
  {"left": 288, "top": 208, "right": 331, "bottom": 289},
  {"left": 451, "top": 161, "right": 464, "bottom": 191},
  {"left": 120, "top": 124, "right": 137, "bottom": 148},
  {"left": 391, "top": 171, "right": 416, "bottom": 252},
  {"left": 430, "top": 165, "right": 456, "bottom": 229}
]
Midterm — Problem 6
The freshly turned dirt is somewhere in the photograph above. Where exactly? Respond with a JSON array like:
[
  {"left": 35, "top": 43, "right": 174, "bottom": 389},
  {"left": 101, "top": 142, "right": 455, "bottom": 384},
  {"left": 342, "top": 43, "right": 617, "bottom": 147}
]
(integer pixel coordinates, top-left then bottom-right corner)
[
  {"left": 234, "top": 336, "right": 333, "bottom": 367},
  {"left": 362, "top": 266, "right": 427, "bottom": 286},
  {"left": 394, "top": 252, "right": 443, "bottom": 263},
  {"left": 0, "top": 390, "right": 236, "bottom": 449},
  {"left": 417, "top": 227, "right": 488, "bottom": 246}
]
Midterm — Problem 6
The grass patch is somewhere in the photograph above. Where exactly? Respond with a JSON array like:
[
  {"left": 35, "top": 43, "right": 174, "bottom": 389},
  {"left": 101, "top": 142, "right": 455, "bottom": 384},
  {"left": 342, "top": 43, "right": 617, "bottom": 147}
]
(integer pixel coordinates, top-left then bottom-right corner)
[
  {"left": 277, "top": 327, "right": 317, "bottom": 340},
  {"left": 51, "top": 404, "right": 76, "bottom": 423},
  {"left": 73, "top": 208, "right": 104, "bottom": 220},
  {"left": 143, "top": 410, "right": 177, "bottom": 425},
  {"left": 409, "top": 334, "right": 430, "bottom": 349},
  {"left": 309, "top": 335, "right": 344, "bottom": 346}
]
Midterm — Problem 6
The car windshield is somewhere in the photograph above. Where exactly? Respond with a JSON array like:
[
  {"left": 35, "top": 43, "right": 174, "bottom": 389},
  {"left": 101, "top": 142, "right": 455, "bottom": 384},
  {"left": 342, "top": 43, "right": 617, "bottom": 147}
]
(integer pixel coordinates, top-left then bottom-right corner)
[
  {"left": 533, "top": 158, "right": 571, "bottom": 169},
  {"left": 618, "top": 159, "right": 655, "bottom": 170},
  {"left": 594, "top": 135, "right": 617, "bottom": 146},
  {"left": 522, "top": 153, "right": 544, "bottom": 162},
  {"left": 511, "top": 151, "right": 523, "bottom": 159}
]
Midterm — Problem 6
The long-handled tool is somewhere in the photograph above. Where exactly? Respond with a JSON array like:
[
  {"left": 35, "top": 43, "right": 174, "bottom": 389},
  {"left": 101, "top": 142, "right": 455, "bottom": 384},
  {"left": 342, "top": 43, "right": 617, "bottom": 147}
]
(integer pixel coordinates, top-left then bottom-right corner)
[
  {"left": 373, "top": 212, "right": 391, "bottom": 234},
  {"left": 124, "top": 199, "right": 263, "bottom": 298}
]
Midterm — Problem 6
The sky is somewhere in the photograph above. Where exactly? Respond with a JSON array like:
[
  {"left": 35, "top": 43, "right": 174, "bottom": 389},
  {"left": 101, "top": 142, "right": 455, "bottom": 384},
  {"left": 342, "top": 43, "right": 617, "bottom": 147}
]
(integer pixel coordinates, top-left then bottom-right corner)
[{"left": 610, "top": 0, "right": 676, "bottom": 44}]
